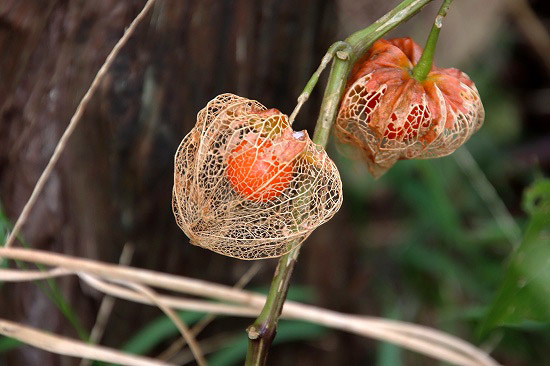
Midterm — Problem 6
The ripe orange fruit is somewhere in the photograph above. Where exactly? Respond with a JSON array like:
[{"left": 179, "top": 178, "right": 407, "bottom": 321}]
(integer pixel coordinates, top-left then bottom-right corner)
[{"left": 226, "top": 138, "right": 293, "bottom": 202}]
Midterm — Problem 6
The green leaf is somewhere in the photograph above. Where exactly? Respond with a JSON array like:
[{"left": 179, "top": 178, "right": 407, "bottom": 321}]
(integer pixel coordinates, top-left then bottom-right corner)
[
  {"left": 399, "top": 242, "right": 488, "bottom": 297},
  {"left": 98, "top": 311, "right": 205, "bottom": 366},
  {"left": 0, "top": 203, "right": 11, "bottom": 273},
  {"left": 0, "top": 336, "right": 21, "bottom": 353},
  {"left": 523, "top": 179, "right": 550, "bottom": 215},
  {"left": 376, "top": 305, "right": 402, "bottom": 366},
  {"left": 479, "top": 179, "right": 550, "bottom": 336},
  {"left": 121, "top": 311, "right": 204, "bottom": 355}
]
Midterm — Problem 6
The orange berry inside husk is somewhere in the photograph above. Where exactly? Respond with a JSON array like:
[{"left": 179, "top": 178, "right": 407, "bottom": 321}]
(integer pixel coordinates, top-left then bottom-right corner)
[{"left": 226, "top": 138, "right": 293, "bottom": 202}]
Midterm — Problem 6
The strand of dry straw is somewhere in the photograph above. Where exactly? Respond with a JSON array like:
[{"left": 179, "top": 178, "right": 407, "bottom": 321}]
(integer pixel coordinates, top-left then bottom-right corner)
[
  {"left": 0, "top": 319, "right": 173, "bottom": 366},
  {"left": 0, "top": 247, "right": 500, "bottom": 366},
  {"left": 80, "top": 243, "right": 135, "bottom": 366},
  {"left": 156, "top": 262, "right": 262, "bottom": 362},
  {"left": 121, "top": 280, "right": 206, "bottom": 366}
]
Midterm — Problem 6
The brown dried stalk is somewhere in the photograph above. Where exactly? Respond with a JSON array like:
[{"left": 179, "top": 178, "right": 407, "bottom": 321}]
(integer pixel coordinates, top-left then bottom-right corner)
[
  {"left": 0, "top": 319, "right": 172, "bottom": 366},
  {"left": 0, "top": 247, "right": 500, "bottom": 366}
]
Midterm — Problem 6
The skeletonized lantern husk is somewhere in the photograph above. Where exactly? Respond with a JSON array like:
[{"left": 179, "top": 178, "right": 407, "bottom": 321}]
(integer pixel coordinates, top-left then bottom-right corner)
[
  {"left": 173, "top": 94, "right": 343, "bottom": 260},
  {"left": 335, "top": 38, "right": 485, "bottom": 178}
]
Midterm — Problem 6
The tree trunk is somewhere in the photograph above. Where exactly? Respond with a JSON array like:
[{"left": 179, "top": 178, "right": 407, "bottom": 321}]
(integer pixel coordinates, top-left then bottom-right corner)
[{"left": 0, "top": 0, "right": 335, "bottom": 364}]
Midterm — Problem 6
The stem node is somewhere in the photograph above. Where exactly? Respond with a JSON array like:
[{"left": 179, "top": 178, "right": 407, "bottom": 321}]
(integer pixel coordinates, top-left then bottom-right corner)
[
  {"left": 336, "top": 50, "right": 350, "bottom": 60},
  {"left": 247, "top": 326, "right": 260, "bottom": 340}
]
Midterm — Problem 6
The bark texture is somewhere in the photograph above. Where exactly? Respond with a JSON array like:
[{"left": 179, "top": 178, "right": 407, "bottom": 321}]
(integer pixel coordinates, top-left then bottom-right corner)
[{"left": 0, "top": 1, "right": 335, "bottom": 364}]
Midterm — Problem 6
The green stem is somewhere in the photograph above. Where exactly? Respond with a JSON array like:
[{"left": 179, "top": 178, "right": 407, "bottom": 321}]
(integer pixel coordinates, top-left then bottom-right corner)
[
  {"left": 289, "top": 42, "right": 350, "bottom": 124},
  {"left": 312, "top": 46, "right": 353, "bottom": 147},
  {"left": 412, "top": 0, "right": 454, "bottom": 81},
  {"left": 345, "top": 0, "right": 437, "bottom": 64},
  {"left": 245, "top": 1, "right": 435, "bottom": 365},
  {"left": 245, "top": 248, "right": 299, "bottom": 365}
]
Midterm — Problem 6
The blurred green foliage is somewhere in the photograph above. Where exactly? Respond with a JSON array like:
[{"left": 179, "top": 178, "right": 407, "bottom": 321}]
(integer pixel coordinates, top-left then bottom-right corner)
[
  {"left": 0, "top": 337, "right": 20, "bottom": 354},
  {"left": 480, "top": 179, "right": 550, "bottom": 334}
]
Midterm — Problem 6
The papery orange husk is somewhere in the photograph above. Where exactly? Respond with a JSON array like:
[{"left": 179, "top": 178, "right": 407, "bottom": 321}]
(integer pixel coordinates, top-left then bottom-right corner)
[{"left": 335, "top": 37, "right": 484, "bottom": 177}]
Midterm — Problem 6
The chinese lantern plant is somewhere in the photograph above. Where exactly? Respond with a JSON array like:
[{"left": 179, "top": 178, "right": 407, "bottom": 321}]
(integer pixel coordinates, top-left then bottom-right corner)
[
  {"left": 336, "top": 1, "right": 484, "bottom": 177},
  {"left": 172, "top": 94, "right": 342, "bottom": 260},
  {"left": 171, "top": 0, "right": 491, "bottom": 365}
]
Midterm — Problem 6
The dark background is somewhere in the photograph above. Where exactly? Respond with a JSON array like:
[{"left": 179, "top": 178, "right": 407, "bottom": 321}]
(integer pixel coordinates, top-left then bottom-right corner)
[{"left": 1, "top": 0, "right": 549, "bottom": 365}]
